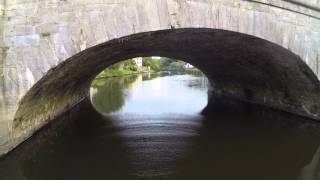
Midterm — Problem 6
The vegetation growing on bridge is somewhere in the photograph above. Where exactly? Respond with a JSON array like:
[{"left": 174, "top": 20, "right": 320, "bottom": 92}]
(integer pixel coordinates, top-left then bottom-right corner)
[{"left": 40, "top": 32, "right": 51, "bottom": 38}]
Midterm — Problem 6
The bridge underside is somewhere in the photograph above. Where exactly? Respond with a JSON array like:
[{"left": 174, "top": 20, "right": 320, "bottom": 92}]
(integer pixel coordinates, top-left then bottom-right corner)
[{"left": 12, "top": 28, "right": 320, "bottom": 145}]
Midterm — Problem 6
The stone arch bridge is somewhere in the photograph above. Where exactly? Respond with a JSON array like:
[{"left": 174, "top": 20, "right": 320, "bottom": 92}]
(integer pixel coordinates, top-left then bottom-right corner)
[{"left": 0, "top": 0, "right": 319, "bottom": 156}]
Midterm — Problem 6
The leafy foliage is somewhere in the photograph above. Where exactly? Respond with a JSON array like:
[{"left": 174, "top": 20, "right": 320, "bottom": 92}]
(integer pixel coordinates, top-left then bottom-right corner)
[
  {"left": 97, "top": 59, "right": 138, "bottom": 78},
  {"left": 142, "top": 57, "right": 160, "bottom": 71},
  {"left": 96, "top": 57, "right": 198, "bottom": 78},
  {"left": 158, "top": 57, "right": 186, "bottom": 71}
]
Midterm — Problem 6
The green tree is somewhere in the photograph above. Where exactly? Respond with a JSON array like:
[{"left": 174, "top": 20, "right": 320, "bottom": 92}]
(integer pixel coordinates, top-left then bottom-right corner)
[
  {"left": 142, "top": 57, "right": 161, "bottom": 72},
  {"left": 158, "top": 57, "right": 186, "bottom": 71},
  {"left": 97, "top": 59, "right": 138, "bottom": 77},
  {"left": 122, "top": 60, "right": 138, "bottom": 71}
]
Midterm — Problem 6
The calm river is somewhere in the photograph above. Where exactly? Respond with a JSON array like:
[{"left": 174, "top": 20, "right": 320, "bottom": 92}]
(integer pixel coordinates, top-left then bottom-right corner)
[{"left": 1, "top": 73, "right": 320, "bottom": 180}]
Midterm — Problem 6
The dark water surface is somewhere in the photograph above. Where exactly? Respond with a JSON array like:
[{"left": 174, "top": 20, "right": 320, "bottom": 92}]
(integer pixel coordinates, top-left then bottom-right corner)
[{"left": 1, "top": 73, "right": 320, "bottom": 180}]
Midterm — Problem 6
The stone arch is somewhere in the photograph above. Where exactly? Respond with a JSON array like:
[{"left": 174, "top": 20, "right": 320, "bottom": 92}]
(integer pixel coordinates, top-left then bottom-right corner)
[{"left": 12, "top": 28, "right": 320, "bottom": 146}]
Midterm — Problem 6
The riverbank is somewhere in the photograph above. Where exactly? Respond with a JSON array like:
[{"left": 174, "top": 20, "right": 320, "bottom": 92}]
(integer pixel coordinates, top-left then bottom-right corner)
[
  {"left": 96, "top": 69, "right": 151, "bottom": 79},
  {"left": 96, "top": 68, "right": 204, "bottom": 79}
]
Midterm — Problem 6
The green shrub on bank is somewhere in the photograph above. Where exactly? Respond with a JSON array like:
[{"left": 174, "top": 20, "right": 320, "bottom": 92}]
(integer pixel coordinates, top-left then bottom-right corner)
[{"left": 97, "top": 69, "right": 135, "bottom": 78}]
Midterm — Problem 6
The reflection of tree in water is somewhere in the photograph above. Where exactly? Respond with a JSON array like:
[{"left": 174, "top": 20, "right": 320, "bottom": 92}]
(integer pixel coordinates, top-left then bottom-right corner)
[
  {"left": 184, "top": 70, "right": 208, "bottom": 90},
  {"left": 141, "top": 72, "right": 161, "bottom": 81},
  {"left": 187, "top": 77, "right": 209, "bottom": 91},
  {"left": 141, "top": 71, "right": 179, "bottom": 81},
  {"left": 91, "top": 75, "right": 138, "bottom": 113},
  {"left": 90, "top": 73, "right": 207, "bottom": 114}
]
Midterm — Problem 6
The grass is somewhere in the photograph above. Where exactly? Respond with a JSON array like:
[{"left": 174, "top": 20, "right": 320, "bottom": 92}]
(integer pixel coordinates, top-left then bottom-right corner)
[{"left": 96, "top": 69, "right": 138, "bottom": 78}]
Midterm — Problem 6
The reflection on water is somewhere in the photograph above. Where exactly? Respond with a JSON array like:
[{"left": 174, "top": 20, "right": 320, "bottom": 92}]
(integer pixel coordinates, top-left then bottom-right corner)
[
  {"left": 298, "top": 146, "right": 320, "bottom": 180},
  {"left": 1, "top": 73, "right": 320, "bottom": 180},
  {"left": 90, "top": 75, "right": 138, "bottom": 113},
  {"left": 90, "top": 73, "right": 208, "bottom": 115}
]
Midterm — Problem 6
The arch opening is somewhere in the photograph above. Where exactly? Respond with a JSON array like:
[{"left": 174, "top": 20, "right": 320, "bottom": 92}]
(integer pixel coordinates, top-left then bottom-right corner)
[
  {"left": 89, "top": 57, "right": 210, "bottom": 115},
  {"left": 12, "top": 28, "right": 320, "bottom": 144}
]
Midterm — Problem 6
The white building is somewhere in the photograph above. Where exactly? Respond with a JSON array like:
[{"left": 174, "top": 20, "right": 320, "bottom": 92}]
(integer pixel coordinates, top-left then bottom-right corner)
[
  {"left": 133, "top": 57, "right": 143, "bottom": 68},
  {"left": 184, "top": 63, "right": 194, "bottom": 69}
]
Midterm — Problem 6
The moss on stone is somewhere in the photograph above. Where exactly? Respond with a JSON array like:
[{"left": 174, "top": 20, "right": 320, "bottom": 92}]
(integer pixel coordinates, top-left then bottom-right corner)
[{"left": 40, "top": 32, "right": 51, "bottom": 37}]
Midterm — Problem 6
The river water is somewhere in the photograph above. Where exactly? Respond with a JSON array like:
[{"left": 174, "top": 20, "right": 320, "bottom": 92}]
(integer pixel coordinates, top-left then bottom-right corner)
[{"left": 1, "top": 73, "right": 320, "bottom": 180}]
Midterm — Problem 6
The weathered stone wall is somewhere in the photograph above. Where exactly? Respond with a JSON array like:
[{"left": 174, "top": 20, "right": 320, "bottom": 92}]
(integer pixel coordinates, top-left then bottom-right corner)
[
  {"left": 0, "top": 0, "right": 8, "bottom": 156},
  {"left": 1, "top": 0, "right": 319, "bottom": 107},
  {"left": 0, "top": 0, "right": 5, "bottom": 84},
  {"left": 0, "top": 0, "right": 319, "bottom": 156}
]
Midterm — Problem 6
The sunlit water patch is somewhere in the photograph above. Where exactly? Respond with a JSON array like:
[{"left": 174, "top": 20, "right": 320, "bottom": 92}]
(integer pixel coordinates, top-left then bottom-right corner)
[
  {"left": 90, "top": 73, "right": 209, "bottom": 115},
  {"left": 90, "top": 73, "right": 209, "bottom": 177}
]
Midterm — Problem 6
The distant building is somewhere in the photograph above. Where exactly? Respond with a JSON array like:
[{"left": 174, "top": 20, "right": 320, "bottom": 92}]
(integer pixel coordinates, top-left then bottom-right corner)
[
  {"left": 184, "top": 63, "right": 194, "bottom": 69},
  {"left": 133, "top": 57, "right": 143, "bottom": 68},
  {"left": 152, "top": 56, "right": 161, "bottom": 60}
]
